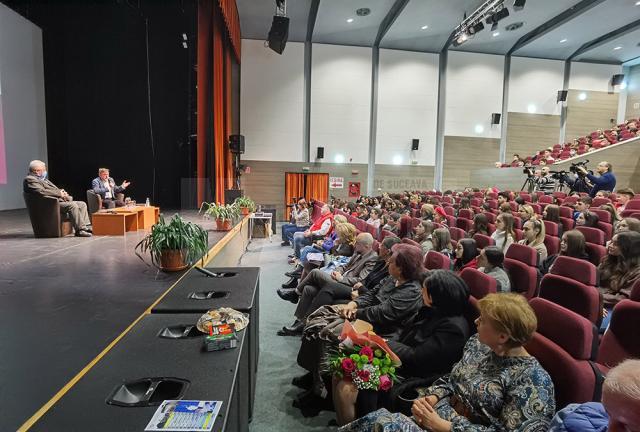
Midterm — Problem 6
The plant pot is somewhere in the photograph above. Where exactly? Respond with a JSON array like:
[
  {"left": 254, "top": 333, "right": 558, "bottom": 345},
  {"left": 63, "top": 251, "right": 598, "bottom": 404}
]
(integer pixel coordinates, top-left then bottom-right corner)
[
  {"left": 216, "top": 218, "right": 233, "bottom": 231},
  {"left": 240, "top": 207, "right": 250, "bottom": 216},
  {"left": 160, "top": 249, "right": 188, "bottom": 272}
]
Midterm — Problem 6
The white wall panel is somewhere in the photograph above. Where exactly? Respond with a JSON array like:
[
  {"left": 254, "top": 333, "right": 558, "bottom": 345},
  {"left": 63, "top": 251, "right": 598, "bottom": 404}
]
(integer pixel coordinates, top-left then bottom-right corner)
[
  {"left": 0, "top": 3, "right": 47, "bottom": 210},
  {"left": 240, "top": 39, "right": 304, "bottom": 161},
  {"left": 445, "top": 51, "right": 504, "bottom": 138},
  {"left": 376, "top": 49, "right": 438, "bottom": 166},
  {"left": 570, "top": 62, "right": 622, "bottom": 92},
  {"left": 310, "top": 44, "right": 371, "bottom": 164},
  {"left": 509, "top": 57, "right": 564, "bottom": 115}
]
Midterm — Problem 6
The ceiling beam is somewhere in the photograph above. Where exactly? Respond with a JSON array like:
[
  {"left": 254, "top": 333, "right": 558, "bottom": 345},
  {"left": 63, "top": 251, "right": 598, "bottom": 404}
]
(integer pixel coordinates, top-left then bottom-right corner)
[
  {"left": 507, "top": 0, "right": 605, "bottom": 56},
  {"left": 374, "top": 0, "right": 410, "bottom": 47},
  {"left": 568, "top": 18, "right": 640, "bottom": 61},
  {"left": 305, "top": 0, "right": 320, "bottom": 43}
]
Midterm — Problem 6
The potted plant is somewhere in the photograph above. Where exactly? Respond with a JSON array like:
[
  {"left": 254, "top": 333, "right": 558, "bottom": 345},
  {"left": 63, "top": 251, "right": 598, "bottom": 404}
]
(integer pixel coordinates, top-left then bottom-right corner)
[
  {"left": 202, "top": 203, "right": 240, "bottom": 231},
  {"left": 135, "top": 214, "right": 209, "bottom": 272},
  {"left": 234, "top": 196, "right": 256, "bottom": 215}
]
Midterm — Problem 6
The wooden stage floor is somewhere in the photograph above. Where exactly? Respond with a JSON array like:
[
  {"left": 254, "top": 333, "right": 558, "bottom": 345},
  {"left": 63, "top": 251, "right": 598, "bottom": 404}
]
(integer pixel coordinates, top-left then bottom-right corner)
[{"left": 0, "top": 209, "right": 228, "bottom": 430}]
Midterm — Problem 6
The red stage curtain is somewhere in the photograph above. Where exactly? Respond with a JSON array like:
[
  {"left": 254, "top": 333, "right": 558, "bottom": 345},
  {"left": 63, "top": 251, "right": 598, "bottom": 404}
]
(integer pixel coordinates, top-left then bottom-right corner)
[
  {"left": 196, "top": 0, "right": 212, "bottom": 205},
  {"left": 217, "top": 0, "right": 241, "bottom": 61}
]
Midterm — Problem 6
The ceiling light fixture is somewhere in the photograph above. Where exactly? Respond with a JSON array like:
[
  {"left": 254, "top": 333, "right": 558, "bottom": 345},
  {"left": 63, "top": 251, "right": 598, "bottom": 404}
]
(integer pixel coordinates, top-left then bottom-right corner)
[
  {"left": 421, "top": 25, "right": 429, "bottom": 30},
  {"left": 613, "top": 46, "right": 622, "bottom": 50},
  {"left": 560, "top": 38, "right": 567, "bottom": 43},
  {"left": 356, "top": 8, "right": 370, "bottom": 16},
  {"left": 346, "top": 18, "right": 354, "bottom": 23},
  {"left": 513, "top": 0, "right": 526, "bottom": 11},
  {"left": 636, "top": 1, "right": 640, "bottom": 5},
  {"left": 454, "top": 0, "right": 506, "bottom": 46},
  {"left": 493, "top": 31, "right": 500, "bottom": 37}
]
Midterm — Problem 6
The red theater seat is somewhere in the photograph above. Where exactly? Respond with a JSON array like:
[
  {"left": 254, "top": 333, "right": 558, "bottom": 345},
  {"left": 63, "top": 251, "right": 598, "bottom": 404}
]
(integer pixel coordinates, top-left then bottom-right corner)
[
  {"left": 526, "top": 298, "right": 600, "bottom": 408},
  {"left": 472, "top": 234, "right": 494, "bottom": 250},
  {"left": 585, "top": 243, "right": 607, "bottom": 266},
  {"left": 539, "top": 273, "right": 601, "bottom": 324},
  {"left": 576, "top": 226, "right": 605, "bottom": 246},
  {"left": 458, "top": 209, "right": 473, "bottom": 220},
  {"left": 544, "top": 235, "right": 560, "bottom": 256},
  {"left": 402, "top": 238, "right": 422, "bottom": 249},
  {"left": 504, "top": 243, "right": 539, "bottom": 298},
  {"left": 460, "top": 268, "right": 497, "bottom": 299},
  {"left": 589, "top": 209, "right": 611, "bottom": 224},
  {"left": 597, "top": 300, "right": 640, "bottom": 369},
  {"left": 559, "top": 217, "right": 575, "bottom": 233},
  {"left": 543, "top": 221, "right": 559, "bottom": 237},
  {"left": 449, "top": 227, "right": 466, "bottom": 241},
  {"left": 424, "top": 251, "right": 451, "bottom": 270}
]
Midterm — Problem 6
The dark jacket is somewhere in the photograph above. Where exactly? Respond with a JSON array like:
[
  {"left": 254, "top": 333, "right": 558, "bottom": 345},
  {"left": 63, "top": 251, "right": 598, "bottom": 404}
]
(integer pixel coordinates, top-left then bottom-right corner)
[
  {"left": 337, "top": 249, "right": 378, "bottom": 286},
  {"left": 359, "top": 258, "right": 389, "bottom": 294},
  {"left": 355, "top": 276, "right": 422, "bottom": 337},
  {"left": 586, "top": 171, "right": 616, "bottom": 198},
  {"left": 91, "top": 176, "right": 125, "bottom": 199},
  {"left": 388, "top": 307, "right": 470, "bottom": 380},
  {"left": 540, "top": 253, "right": 590, "bottom": 275}
]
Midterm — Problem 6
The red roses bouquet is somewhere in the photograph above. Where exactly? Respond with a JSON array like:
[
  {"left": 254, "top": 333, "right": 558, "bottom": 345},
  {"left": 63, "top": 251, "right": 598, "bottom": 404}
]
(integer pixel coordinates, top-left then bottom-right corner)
[{"left": 328, "top": 321, "right": 399, "bottom": 391}]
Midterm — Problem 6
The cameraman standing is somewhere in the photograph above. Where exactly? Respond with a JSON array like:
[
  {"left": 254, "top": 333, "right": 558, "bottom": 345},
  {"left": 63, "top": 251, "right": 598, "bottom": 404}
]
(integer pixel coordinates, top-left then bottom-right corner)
[
  {"left": 535, "top": 166, "right": 556, "bottom": 194},
  {"left": 576, "top": 161, "right": 616, "bottom": 198}
]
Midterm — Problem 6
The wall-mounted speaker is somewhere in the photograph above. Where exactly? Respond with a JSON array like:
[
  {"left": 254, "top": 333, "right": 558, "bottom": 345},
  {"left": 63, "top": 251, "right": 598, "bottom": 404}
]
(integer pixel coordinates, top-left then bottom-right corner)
[
  {"left": 229, "top": 135, "right": 245, "bottom": 154},
  {"left": 611, "top": 74, "right": 625, "bottom": 86},
  {"left": 557, "top": 90, "right": 568, "bottom": 102},
  {"left": 267, "top": 15, "right": 289, "bottom": 55},
  {"left": 411, "top": 139, "right": 419, "bottom": 151},
  {"left": 316, "top": 147, "right": 324, "bottom": 159},
  {"left": 491, "top": 113, "right": 501, "bottom": 125}
]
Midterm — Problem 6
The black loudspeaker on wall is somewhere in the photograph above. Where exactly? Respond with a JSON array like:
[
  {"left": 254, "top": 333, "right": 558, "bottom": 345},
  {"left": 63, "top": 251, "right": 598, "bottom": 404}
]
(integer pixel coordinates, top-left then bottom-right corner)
[
  {"left": 411, "top": 139, "right": 419, "bottom": 151},
  {"left": 491, "top": 113, "right": 501, "bottom": 125},
  {"left": 268, "top": 15, "right": 289, "bottom": 55},
  {"left": 611, "top": 74, "right": 625, "bottom": 86},
  {"left": 224, "top": 189, "right": 243, "bottom": 204},
  {"left": 557, "top": 90, "right": 568, "bottom": 102},
  {"left": 316, "top": 147, "right": 324, "bottom": 159},
  {"left": 229, "top": 135, "right": 245, "bottom": 154}
]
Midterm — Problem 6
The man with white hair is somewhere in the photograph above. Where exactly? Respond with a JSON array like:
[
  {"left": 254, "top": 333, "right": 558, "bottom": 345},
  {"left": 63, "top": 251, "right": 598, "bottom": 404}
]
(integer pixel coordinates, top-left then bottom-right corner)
[
  {"left": 603, "top": 358, "right": 640, "bottom": 431},
  {"left": 23, "top": 160, "right": 92, "bottom": 237}
]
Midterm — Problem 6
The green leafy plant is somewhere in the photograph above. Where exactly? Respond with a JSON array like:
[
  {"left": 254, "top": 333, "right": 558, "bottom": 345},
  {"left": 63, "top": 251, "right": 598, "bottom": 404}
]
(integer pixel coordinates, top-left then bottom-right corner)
[
  {"left": 201, "top": 202, "right": 240, "bottom": 222},
  {"left": 234, "top": 196, "right": 256, "bottom": 212},
  {"left": 135, "top": 214, "right": 209, "bottom": 268}
]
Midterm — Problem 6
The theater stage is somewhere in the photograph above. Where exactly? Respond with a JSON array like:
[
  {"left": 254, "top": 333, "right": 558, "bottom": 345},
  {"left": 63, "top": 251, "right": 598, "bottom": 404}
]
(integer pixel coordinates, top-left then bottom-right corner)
[{"left": 0, "top": 209, "right": 248, "bottom": 430}]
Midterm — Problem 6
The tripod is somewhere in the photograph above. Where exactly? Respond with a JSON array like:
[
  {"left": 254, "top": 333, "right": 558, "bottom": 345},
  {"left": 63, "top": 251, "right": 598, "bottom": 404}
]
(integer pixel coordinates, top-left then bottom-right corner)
[{"left": 521, "top": 176, "right": 536, "bottom": 193}]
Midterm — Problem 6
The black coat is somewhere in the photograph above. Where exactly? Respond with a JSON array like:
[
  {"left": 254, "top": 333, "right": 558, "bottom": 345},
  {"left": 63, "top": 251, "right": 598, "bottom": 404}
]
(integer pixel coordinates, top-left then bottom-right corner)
[
  {"left": 355, "top": 277, "right": 422, "bottom": 337},
  {"left": 387, "top": 307, "right": 470, "bottom": 380},
  {"left": 359, "top": 258, "right": 389, "bottom": 294}
]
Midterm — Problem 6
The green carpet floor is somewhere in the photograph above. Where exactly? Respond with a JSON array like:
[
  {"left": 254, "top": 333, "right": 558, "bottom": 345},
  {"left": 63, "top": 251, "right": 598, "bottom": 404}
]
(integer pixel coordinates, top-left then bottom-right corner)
[{"left": 241, "top": 234, "right": 335, "bottom": 431}]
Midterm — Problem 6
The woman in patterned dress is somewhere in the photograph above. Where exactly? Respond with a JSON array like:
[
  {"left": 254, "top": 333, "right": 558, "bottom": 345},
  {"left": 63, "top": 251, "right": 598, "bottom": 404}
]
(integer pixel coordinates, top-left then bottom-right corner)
[{"left": 340, "top": 293, "right": 555, "bottom": 432}]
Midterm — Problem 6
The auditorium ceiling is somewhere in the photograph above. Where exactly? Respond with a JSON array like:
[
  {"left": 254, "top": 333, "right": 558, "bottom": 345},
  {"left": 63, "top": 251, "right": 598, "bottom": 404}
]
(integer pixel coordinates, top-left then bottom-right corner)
[{"left": 236, "top": 0, "right": 640, "bottom": 65}]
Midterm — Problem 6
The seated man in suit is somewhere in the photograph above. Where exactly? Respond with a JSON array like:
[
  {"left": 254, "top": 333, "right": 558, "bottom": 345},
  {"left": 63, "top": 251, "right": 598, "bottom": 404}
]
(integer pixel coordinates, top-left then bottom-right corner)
[
  {"left": 91, "top": 168, "right": 130, "bottom": 208},
  {"left": 23, "top": 160, "right": 92, "bottom": 237}
]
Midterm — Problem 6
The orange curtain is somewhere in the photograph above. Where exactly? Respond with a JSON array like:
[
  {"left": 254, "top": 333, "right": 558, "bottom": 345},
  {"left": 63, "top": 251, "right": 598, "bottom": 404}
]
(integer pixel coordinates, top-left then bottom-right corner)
[
  {"left": 223, "top": 38, "right": 234, "bottom": 194},
  {"left": 285, "top": 173, "right": 305, "bottom": 211},
  {"left": 196, "top": 0, "right": 213, "bottom": 205},
  {"left": 217, "top": 0, "right": 241, "bottom": 61},
  {"left": 212, "top": 5, "right": 226, "bottom": 203},
  {"left": 305, "top": 173, "right": 329, "bottom": 204}
]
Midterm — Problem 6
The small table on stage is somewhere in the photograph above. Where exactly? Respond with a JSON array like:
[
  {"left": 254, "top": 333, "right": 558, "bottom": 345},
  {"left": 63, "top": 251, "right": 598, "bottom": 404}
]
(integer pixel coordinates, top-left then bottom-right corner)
[
  {"left": 91, "top": 211, "right": 139, "bottom": 235},
  {"left": 113, "top": 205, "right": 160, "bottom": 230},
  {"left": 249, "top": 212, "right": 272, "bottom": 241}
]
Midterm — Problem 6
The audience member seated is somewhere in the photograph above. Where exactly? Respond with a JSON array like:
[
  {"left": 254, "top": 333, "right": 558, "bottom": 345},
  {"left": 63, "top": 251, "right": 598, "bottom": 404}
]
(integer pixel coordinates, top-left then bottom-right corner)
[
  {"left": 615, "top": 187, "right": 635, "bottom": 218},
  {"left": 382, "top": 212, "right": 401, "bottom": 234},
  {"left": 573, "top": 196, "right": 592, "bottom": 220},
  {"left": 518, "top": 204, "right": 535, "bottom": 224},
  {"left": 433, "top": 207, "right": 448, "bottom": 228},
  {"left": 284, "top": 221, "right": 356, "bottom": 288},
  {"left": 413, "top": 220, "right": 435, "bottom": 253},
  {"left": 540, "top": 230, "right": 590, "bottom": 275},
  {"left": 23, "top": 160, "right": 92, "bottom": 237},
  {"left": 499, "top": 202, "right": 512, "bottom": 214},
  {"left": 453, "top": 239, "right": 478, "bottom": 272},
  {"left": 281, "top": 199, "right": 310, "bottom": 246},
  {"left": 576, "top": 211, "right": 599, "bottom": 228},
  {"left": 518, "top": 218, "right": 548, "bottom": 262},
  {"left": 277, "top": 233, "right": 378, "bottom": 335},
  {"left": 420, "top": 204, "right": 435, "bottom": 221},
  {"left": 431, "top": 228, "right": 454, "bottom": 260},
  {"left": 549, "top": 359, "right": 640, "bottom": 432},
  {"left": 467, "top": 213, "right": 489, "bottom": 237},
  {"left": 491, "top": 213, "right": 515, "bottom": 252},
  {"left": 342, "top": 293, "right": 555, "bottom": 432},
  {"left": 291, "top": 204, "right": 334, "bottom": 258},
  {"left": 333, "top": 270, "right": 471, "bottom": 426},
  {"left": 598, "top": 231, "right": 640, "bottom": 329},
  {"left": 615, "top": 217, "right": 640, "bottom": 235},
  {"left": 542, "top": 204, "right": 563, "bottom": 237},
  {"left": 91, "top": 167, "right": 129, "bottom": 209},
  {"left": 477, "top": 246, "right": 511, "bottom": 292},
  {"left": 599, "top": 202, "right": 621, "bottom": 225},
  {"left": 367, "top": 207, "right": 382, "bottom": 230}
]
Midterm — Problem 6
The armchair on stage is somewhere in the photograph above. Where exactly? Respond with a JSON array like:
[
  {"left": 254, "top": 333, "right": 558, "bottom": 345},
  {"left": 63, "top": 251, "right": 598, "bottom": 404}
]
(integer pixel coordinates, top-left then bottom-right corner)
[
  {"left": 23, "top": 193, "right": 73, "bottom": 238},
  {"left": 86, "top": 190, "right": 125, "bottom": 219}
]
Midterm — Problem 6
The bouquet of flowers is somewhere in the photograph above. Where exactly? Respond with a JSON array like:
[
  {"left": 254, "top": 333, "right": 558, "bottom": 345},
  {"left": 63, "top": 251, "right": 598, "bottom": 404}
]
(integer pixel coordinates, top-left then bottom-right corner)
[{"left": 329, "top": 344, "right": 397, "bottom": 391}]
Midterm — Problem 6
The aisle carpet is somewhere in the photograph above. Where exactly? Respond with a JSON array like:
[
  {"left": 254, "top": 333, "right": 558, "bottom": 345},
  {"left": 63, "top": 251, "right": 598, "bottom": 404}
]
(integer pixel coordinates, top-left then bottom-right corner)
[{"left": 241, "top": 232, "right": 335, "bottom": 431}]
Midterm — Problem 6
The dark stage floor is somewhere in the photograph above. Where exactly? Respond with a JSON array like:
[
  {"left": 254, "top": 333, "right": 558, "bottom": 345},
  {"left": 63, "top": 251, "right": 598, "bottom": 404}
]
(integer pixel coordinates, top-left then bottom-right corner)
[{"left": 0, "top": 209, "right": 226, "bottom": 430}]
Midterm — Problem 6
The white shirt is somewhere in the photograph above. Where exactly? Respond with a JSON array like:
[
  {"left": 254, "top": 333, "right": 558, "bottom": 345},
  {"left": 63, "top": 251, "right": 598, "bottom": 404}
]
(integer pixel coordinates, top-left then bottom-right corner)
[{"left": 102, "top": 179, "right": 113, "bottom": 199}]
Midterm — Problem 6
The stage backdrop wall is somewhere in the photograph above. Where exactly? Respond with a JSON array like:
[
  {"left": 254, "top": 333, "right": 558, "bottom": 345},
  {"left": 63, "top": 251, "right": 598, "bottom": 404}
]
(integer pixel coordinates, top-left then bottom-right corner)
[
  {"left": 240, "top": 39, "right": 304, "bottom": 162},
  {"left": 375, "top": 49, "right": 439, "bottom": 166},
  {"left": 310, "top": 44, "right": 371, "bottom": 164},
  {"left": 0, "top": 4, "right": 47, "bottom": 210}
]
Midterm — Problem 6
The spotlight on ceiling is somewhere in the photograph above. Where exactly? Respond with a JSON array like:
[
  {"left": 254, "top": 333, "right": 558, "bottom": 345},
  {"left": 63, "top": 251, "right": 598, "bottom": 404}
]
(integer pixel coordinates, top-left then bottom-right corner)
[
  {"left": 469, "top": 21, "right": 485, "bottom": 34},
  {"left": 494, "top": 7, "right": 510, "bottom": 22},
  {"left": 513, "top": 0, "right": 526, "bottom": 11},
  {"left": 453, "top": 32, "right": 469, "bottom": 47},
  {"left": 491, "top": 21, "right": 498, "bottom": 31},
  {"left": 356, "top": 8, "right": 370, "bottom": 16}
]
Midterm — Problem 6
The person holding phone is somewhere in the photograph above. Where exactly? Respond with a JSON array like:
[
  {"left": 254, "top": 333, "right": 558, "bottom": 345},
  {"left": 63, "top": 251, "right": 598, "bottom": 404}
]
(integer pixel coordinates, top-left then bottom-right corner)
[{"left": 281, "top": 198, "right": 310, "bottom": 246}]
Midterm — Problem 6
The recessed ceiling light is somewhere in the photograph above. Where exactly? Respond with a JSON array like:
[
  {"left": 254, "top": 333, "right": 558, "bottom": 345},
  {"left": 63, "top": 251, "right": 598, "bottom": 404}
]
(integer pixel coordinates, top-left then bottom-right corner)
[
  {"left": 356, "top": 8, "right": 370, "bottom": 16},
  {"left": 346, "top": 18, "right": 354, "bottom": 23},
  {"left": 636, "top": 1, "right": 640, "bottom": 5},
  {"left": 560, "top": 39, "right": 567, "bottom": 43},
  {"left": 421, "top": 25, "right": 429, "bottom": 30},
  {"left": 613, "top": 46, "right": 622, "bottom": 50},
  {"left": 492, "top": 31, "right": 500, "bottom": 37}
]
